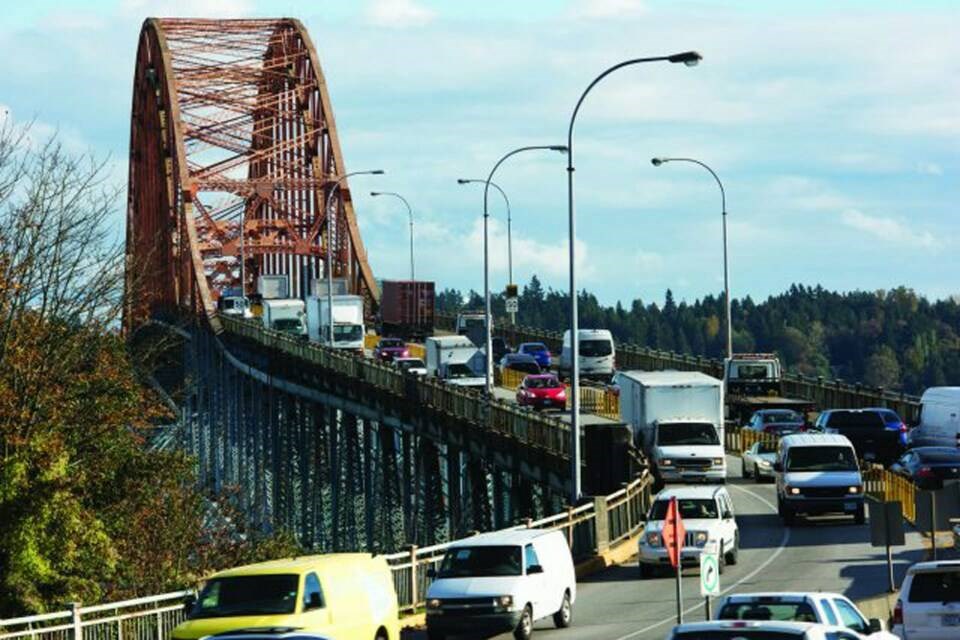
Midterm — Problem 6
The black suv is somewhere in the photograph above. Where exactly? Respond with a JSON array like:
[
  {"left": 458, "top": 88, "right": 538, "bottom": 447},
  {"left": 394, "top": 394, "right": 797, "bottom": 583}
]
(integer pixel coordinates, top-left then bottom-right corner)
[{"left": 814, "top": 409, "right": 907, "bottom": 464}]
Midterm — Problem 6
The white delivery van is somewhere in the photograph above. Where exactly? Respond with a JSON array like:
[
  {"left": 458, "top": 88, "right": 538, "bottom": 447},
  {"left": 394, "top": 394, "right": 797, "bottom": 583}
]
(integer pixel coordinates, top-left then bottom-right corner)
[
  {"left": 559, "top": 329, "right": 615, "bottom": 381},
  {"left": 615, "top": 370, "right": 726, "bottom": 484},
  {"left": 774, "top": 434, "right": 865, "bottom": 525},
  {"left": 910, "top": 387, "right": 960, "bottom": 447},
  {"left": 425, "top": 529, "right": 575, "bottom": 640},
  {"left": 425, "top": 335, "right": 486, "bottom": 389},
  {"left": 261, "top": 299, "right": 306, "bottom": 338},
  {"left": 305, "top": 294, "right": 365, "bottom": 352}
]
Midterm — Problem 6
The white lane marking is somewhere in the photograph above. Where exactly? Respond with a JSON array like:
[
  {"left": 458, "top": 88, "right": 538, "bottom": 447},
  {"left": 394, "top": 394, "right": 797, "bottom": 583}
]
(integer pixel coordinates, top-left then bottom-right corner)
[{"left": 611, "top": 483, "right": 791, "bottom": 640}]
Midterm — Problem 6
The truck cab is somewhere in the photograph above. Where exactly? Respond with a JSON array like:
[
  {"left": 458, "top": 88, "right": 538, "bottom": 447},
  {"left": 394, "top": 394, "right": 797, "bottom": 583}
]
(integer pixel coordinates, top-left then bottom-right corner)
[
  {"left": 456, "top": 311, "right": 488, "bottom": 348},
  {"left": 426, "top": 335, "right": 487, "bottom": 389},
  {"left": 724, "top": 353, "right": 783, "bottom": 397},
  {"left": 261, "top": 299, "right": 307, "bottom": 338}
]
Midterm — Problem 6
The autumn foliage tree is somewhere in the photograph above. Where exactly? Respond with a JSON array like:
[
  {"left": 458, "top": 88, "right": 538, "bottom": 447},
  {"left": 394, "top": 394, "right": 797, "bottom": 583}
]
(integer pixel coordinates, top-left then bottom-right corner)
[{"left": 0, "top": 122, "right": 297, "bottom": 616}]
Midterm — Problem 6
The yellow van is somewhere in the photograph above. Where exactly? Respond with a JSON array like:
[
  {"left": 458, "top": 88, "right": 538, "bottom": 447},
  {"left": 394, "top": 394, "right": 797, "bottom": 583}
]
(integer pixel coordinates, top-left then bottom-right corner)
[{"left": 171, "top": 554, "right": 399, "bottom": 640}]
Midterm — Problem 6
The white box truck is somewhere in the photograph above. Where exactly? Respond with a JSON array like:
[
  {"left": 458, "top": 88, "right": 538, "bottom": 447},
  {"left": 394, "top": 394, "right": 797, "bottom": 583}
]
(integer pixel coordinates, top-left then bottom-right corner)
[
  {"left": 425, "top": 335, "right": 486, "bottom": 389},
  {"left": 257, "top": 274, "right": 289, "bottom": 299},
  {"left": 261, "top": 298, "right": 307, "bottom": 338},
  {"left": 306, "top": 294, "right": 365, "bottom": 353},
  {"left": 614, "top": 370, "right": 726, "bottom": 485}
]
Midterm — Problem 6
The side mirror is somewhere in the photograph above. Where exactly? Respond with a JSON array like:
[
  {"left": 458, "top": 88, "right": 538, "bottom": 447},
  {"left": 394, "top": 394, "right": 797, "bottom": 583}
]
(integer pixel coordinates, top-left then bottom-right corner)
[
  {"left": 527, "top": 564, "right": 544, "bottom": 575},
  {"left": 722, "top": 511, "right": 733, "bottom": 520},
  {"left": 182, "top": 594, "right": 197, "bottom": 616},
  {"left": 773, "top": 461, "right": 783, "bottom": 472},
  {"left": 426, "top": 568, "right": 437, "bottom": 579},
  {"left": 868, "top": 618, "right": 883, "bottom": 633},
  {"left": 305, "top": 592, "right": 323, "bottom": 611}
]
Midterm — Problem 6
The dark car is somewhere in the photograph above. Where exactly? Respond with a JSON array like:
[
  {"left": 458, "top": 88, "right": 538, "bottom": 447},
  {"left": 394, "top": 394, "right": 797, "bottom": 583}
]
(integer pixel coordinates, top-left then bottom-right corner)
[
  {"left": 373, "top": 337, "right": 408, "bottom": 362},
  {"left": 863, "top": 407, "right": 909, "bottom": 446},
  {"left": 499, "top": 353, "right": 541, "bottom": 375},
  {"left": 814, "top": 408, "right": 906, "bottom": 464},
  {"left": 744, "top": 409, "right": 807, "bottom": 435},
  {"left": 890, "top": 447, "right": 960, "bottom": 489},
  {"left": 491, "top": 336, "right": 512, "bottom": 362}
]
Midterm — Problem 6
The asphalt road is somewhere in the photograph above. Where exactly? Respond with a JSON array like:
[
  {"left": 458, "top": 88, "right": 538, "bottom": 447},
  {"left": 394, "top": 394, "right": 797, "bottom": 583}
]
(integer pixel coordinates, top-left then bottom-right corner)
[{"left": 407, "top": 455, "right": 931, "bottom": 640}]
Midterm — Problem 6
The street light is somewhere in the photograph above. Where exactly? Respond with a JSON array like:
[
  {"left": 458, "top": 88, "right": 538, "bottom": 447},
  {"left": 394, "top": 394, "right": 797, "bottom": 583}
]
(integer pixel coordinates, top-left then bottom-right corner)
[
  {"left": 481, "top": 145, "right": 568, "bottom": 397},
  {"left": 458, "top": 178, "right": 517, "bottom": 324},
  {"left": 323, "top": 170, "right": 384, "bottom": 346},
  {"left": 565, "top": 51, "right": 701, "bottom": 505},
  {"left": 651, "top": 156, "right": 731, "bottom": 359},
  {"left": 369, "top": 191, "right": 415, "bottom": 282}
]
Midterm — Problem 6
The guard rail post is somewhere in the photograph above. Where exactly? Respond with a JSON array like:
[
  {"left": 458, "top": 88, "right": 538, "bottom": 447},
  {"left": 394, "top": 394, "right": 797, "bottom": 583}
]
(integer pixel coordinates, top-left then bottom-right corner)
[
  {"left": 594, "top": 496, "right": 610, "bottom": 553},
  {"left": 408, "top": 545, "right": 418, "bottom": 611},
  {"left": 70, "top": 602, "right": 82, "bottom": 640}
]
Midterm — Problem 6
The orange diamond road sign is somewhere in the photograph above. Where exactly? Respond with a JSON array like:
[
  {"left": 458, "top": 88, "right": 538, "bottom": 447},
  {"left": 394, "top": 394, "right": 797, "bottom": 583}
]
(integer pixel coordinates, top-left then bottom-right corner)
[{"left": 662, "top": 497, "right": 686, "bottom": 569}]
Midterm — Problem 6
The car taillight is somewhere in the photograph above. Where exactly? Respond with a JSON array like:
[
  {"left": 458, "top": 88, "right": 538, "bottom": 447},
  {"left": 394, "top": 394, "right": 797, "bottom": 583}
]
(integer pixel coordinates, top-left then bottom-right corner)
[
  {"left": 892, "top": 598, "right": 902, "bottom": 625},
  {"left": 899, "top": 422, "right": 908, "bottom": 433},
  {"left": 917, "top": 466, "right": 935, "bottom": 478},
  {"left": 402, "top": 349, "right": 410, "bottom": 357}
]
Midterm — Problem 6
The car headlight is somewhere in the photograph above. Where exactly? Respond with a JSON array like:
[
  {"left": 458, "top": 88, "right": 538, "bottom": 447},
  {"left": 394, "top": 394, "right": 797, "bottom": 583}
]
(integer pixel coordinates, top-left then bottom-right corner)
[
  {"left": 694, "top": 532, "right": 708, "bottom": 546},
  {"left": 848, "top": 485, "right": 861, "bottom": 494},
  {"left": 646, "top": 531, "right": 661, "bottom": 547},
  {"left": 660, "top": 459, "right": 673, "bottom": 466},
  {"left": 788, "top": 486, "right": 801, "bottom": 495},
  {"left": 427, "top": 598, "right": 442, "bottom": 609},
  {"left": 758, "top": 460, "right": 772, "bottom": 468},
  {"left": 494, "top": 595, "right": 514, "bottom": 610},
  {"left": 712, "top": 458, "right": 724, "bottom": 466}
]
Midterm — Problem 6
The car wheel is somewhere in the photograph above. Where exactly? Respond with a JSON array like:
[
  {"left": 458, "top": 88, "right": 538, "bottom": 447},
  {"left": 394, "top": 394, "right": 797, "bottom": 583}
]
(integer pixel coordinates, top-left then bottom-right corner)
[
  {"left": 639, "top": 561, "right": 654, "bottom": 579},
  {"left": 514, "top": 604, "right": 534, "bottom": 640},
  {"left": 754, "top": 465, "right": 762, "bottom": 484},
  {"left": 718, "top": 541, "right": 726, "bottom": 574},
  {"left": 742, "top": 461, "right": 750, "bottom": 479},
  {"left": 426, "top": 628, "right": 444, "bottom": 640},
  {"left": 726, "top": 534, "right": 739, "bottom": 566},
  {"left": 553, "top": 590, "right": 572, "bottom": 628},
  {"left": 855, "top": 504, "right": 866, "bottom": 525}
]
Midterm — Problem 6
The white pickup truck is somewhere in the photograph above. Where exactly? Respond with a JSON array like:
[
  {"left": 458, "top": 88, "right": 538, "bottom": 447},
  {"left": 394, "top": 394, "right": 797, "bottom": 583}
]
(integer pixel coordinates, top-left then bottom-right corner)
[{"left": 716, "top": 593, "right": 896, "bottom": 639}]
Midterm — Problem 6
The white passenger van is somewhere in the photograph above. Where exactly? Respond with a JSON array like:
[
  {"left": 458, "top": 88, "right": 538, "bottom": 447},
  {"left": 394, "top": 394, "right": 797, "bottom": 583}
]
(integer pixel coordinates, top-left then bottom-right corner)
[
  {"left": 909, "top": 387, "right": 960, "bottom": 447},
  {"left": 775, "top": 434, "right": 865, "bottom": 525},
  {"left": 559, "top": 329, "right": 616, "bottom": 381},
  {"left": 425, "top": 529, "right": 576, "bottom": 640}
]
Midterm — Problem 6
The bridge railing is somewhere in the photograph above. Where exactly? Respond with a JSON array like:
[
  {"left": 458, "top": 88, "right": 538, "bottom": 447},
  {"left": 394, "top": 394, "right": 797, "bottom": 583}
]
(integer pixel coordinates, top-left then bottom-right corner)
[
  {"left": 436, "top": 314, "right": 922, "bottom": 421},
  {"left": 0, "top": 591, "right": 192, "bottom": 640},
  {"left": 220, "top": 316, "right": 572, "bottom": 457},
  {"left": 383, "top": 472, "right": 654, "bottom": 612}
]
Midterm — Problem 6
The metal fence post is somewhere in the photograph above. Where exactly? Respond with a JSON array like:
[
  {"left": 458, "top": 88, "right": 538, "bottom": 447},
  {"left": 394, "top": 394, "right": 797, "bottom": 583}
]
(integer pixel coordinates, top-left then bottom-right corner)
[
  {"left": 594, "top": 496, "right": 610, "bottom": 553},
  {"left": 408, "top": 545, "right": 419, "bottom": 610},
  {"left": 70, "top": 603, "right": 82, "bottom": 640}
]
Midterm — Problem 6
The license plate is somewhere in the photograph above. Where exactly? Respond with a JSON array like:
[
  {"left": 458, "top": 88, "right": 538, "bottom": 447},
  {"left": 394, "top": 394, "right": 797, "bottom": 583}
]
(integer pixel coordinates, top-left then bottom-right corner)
[
  {"left": 944, "top": 614, "right": 960, "bottom": 626},
  {"left": 864, "top": 452, "right": 877, "bottom": 461},
  {"left": 844, "top": 502, "right": 857, "bottom": 511}
]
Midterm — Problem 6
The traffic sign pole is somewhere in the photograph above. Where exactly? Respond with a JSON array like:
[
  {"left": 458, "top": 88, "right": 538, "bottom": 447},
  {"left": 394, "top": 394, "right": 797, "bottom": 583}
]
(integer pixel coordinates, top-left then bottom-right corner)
[
  {"left": 699, "top": 541, "right": 720, "bottom": 621},
  {"left": 663, "top": 497, "right": 686, "bottom": 624}
]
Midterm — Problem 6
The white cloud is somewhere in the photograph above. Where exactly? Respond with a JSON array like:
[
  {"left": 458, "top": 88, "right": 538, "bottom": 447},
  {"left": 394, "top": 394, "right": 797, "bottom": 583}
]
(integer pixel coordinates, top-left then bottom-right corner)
[
  {"left": 119, "top": 0, "right": 254, "bottom": 18},
  {"left": 366, "top": 0, "right": 436, "bottom": 28},
  {"left": 571, "top": 0, "right": 646, "bottom": 19},
  {"left": 917, "top": 162, "right": 944, "bottom": 176},
  {"left": 840, "top": 209, "right": 941, "bottom": 250}
]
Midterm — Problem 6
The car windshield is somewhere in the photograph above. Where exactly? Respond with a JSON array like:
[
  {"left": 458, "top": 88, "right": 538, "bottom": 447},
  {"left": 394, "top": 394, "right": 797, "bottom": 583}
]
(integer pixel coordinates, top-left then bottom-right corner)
[
  {"left": 787, "top": 446, "right": 858, "bottom": 472},
  {"left": 380, "top": 339, "right": 404, "bottom": 348},
  {"left": 734, "top": 363, "right": 773, "bottom": 380},
  {"left": 763, "top": 412, "right": 802, "bottom": 424},
  {"left": 718, "top": 600, "right": 819, "bottom": 622},
  {"left": 917, "top": 448, "right": 960, "bottom": 463},
  {"left": 273, "top": 319, "right": 302, "bottom": 332},
  {"left": 333, "top": 325, "right": 363, "bottom": 341},
  {"left": 579, "top": 339, "right": 613, "bottom": 357},
  {"left": 908, "top": 570, "right": 960, "bottom": 603},
  {"left": 526, "top": 377, "right": 561, "bottom": 389},
  {"left": 447, "top": 363, "right": 475, "bottom": 379},
  {"left": 657, "top": 423, "right": 719, "bottom": 446},
  {"left": 826, "top": 411, "right": 885, "bottom": 429},
  {"left": 523, "top": 343, "right": 547, "bottom": 353},
  {"left": 878, "top": 410, "right": 902, "bottom": 424},
  {"left": 461, "top": 317, "right": 484, "bottom": 329},
  {"left": 191, "top": 574, "right": 299, "bottom": 618},
  {"left": 649, "top": 498, "right": 718, "bottom": 520},
  {"left": 438, "top": 545, "right": 522, "bottom": 578},
  {"left": 400, "top": 359, "right": 425, "bottom": 370}
]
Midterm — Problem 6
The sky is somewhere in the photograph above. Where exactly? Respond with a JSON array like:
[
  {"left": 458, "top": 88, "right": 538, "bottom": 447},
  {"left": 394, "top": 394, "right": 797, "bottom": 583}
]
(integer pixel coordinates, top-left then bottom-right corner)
[{"left": 1, "top": 0, "right": 957, "bottom": 307}]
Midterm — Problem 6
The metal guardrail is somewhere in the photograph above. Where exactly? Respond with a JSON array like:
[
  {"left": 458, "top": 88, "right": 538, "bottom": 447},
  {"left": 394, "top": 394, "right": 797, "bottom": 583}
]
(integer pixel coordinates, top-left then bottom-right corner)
[
  {"left": 382, "top": 473, "right": 653, "bottom": 612},
  {"left": 0, "top": 591, "right": 192, "bottom": 640},
  {"left": 436, "top": 313, "right": 923, "bottom": 422}
]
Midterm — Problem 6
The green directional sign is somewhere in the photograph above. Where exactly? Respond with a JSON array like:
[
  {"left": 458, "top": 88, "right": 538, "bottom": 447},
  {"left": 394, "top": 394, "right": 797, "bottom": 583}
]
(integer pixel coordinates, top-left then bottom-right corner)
[{"left": 700, "top": 551, "right": 720, "bottom": 597}]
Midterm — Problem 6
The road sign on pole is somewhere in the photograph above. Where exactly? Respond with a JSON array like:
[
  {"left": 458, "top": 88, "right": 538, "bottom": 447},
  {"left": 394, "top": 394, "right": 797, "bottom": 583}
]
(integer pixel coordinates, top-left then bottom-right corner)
[
  {"left": 663, "top": 497, "right": 686, "bottom": 624},
  {"left": 505, "top": 297, "right": 518, "bottom": 314},
  {"left": 700, "top": 545, "right": 721, "bottom": 597}
]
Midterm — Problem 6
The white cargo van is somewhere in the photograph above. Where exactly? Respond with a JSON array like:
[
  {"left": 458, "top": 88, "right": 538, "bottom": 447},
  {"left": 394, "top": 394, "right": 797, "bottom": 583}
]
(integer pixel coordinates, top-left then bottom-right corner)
[
  {"left": 909, "top": 387, "right": 960, "bottom": 447},
  {"left": 425, "top": 335, "right": 486, "bottom": 389},
  {"left": 261, "top": 299, "right": 306, "bottom": 338},
  {"left": 559, "top": 329, "right": 615, "bottom": 381},
  {"left": 615, "top": 370, "right": 726, "bottom": 484},
  {"left": 425, "top": 529, "right": 575, "bottom": 640}
]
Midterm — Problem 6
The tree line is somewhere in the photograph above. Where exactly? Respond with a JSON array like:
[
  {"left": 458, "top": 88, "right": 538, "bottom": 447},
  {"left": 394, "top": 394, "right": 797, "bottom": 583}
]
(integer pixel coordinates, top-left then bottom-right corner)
[{"left": 436, "top": 276, "right": 960, "bottom": 394}]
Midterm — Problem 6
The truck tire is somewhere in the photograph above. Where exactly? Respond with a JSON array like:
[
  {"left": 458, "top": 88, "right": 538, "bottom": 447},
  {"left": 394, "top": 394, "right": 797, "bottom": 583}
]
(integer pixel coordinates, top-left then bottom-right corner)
[
  {"left": 854, "top": 504, "right": 866, "bottom": 525},
  {"left": 553, "top": 590, "right": 572, "bottom": 628},
  {"left": 514, "top": 605, "right": 533, "bottom": 640},
  {"left": 726, "top": 534, "right": 739, "bottom": 566}
]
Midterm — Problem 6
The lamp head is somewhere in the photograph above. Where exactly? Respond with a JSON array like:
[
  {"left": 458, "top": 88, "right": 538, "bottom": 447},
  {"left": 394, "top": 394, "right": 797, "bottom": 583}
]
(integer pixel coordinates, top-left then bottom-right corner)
[
  {"left": 651, "top": 157, "right": 666, "bottom": 167},
  {"left": 668, "top": 51, "right": 702, "bottom": 67},
  {"left": 370, "top": 191, "right": 382, "bottom": 196},
  {"left": 457, "top": 179, "right": 470, "bottom": 184},
  {"left": 549, "top": 145, "right": 570, "bottom": 154},
  {"left": 369, "top": 169, "right": 385, "bottom": 175}
]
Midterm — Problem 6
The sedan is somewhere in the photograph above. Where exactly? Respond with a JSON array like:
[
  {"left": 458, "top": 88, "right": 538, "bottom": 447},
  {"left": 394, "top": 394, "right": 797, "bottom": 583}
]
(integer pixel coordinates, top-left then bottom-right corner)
[
  {"left": 500, "top": 353, "right": 542, "bottom": 375},
  {"left": 742, "top": 441, "right": 778, "bottom": 482},
  {"left": 516, "top": 374, "right": 566, "bottom": 410},
  {"left": 394, "top": 357, "right": 427, "bottom": 376},
  {"left": 890, "top": 447, "right": 960, "bottom": 489},
  {"left": 744, "top": 409, "right": 807, "bottom": 435},
  {"left": 374, "top": 337, "right": 408, "bottom": 362},
  {"left": 517, "top": 342, "right": 552, "bottom": 369}
]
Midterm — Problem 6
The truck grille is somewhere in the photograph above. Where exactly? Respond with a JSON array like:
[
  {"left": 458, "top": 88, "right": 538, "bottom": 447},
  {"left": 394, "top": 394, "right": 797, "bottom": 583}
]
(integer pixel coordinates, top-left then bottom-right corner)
[
  {"left": 438, "top": 597, "right": 496, "bottom": 614},
  {"left": 799, "top": 486, "right": 848, "bottom": 498},
  {"left": 675, "top": 459, "right": 712, "bottom": 471}
]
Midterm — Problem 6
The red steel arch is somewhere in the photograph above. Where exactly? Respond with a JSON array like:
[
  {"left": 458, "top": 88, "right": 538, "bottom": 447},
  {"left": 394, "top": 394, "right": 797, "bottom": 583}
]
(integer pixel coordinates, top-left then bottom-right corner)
[{"left": 124, "top": 18, "right": 379, "bottom": 332}]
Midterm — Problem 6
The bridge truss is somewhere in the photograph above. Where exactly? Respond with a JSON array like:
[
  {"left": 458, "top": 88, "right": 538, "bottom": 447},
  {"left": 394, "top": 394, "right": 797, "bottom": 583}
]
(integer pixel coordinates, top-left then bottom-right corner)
[{"left": 125, "top": 18, "right": 378, "bottom": 331}]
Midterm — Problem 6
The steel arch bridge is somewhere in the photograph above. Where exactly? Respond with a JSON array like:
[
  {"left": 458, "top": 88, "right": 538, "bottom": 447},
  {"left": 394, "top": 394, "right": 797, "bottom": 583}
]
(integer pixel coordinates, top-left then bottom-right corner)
[{"left": 124, "top": 18, "right": 378, "bottom": 332}]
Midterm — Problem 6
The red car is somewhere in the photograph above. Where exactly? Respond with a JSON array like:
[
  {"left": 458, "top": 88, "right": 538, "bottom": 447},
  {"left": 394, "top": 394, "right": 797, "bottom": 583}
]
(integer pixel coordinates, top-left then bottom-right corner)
[
  {"left": 374, "top": 337, "right": 409, "bottom": 362},
  {"left": 516, "top": 374, "right": 567, "bottom": 411}
]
